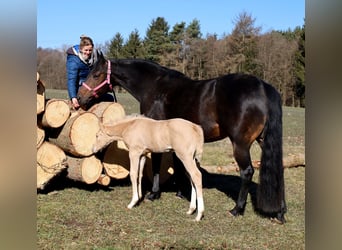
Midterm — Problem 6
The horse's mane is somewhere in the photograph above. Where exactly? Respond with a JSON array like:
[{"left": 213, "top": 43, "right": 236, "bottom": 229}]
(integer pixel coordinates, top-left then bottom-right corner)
[{"left": 115, "top": 58, "right": 190, "bottom": 80}]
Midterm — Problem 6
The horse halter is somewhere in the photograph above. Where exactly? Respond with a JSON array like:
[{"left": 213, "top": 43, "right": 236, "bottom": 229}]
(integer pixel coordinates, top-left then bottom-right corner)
[{"left": 82, "top": 60, "right": 113, "bottom": 98}]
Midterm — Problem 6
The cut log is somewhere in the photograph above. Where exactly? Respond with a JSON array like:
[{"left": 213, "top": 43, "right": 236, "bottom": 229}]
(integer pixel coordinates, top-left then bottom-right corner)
[
  {"left": 37, "top": 124, "right": 45, "bottom": 149},
  {"left": 66, "top": 155, "right": 103, "bottom": 184},
  {"left": 37, "top": 79, "right": 45, "bottom": 115},
  {"left": 103, "top": 140, "right": 130, "bottom": 179},
  {"left": 252, "top": 153, "right": 305, "bottom": 169},
  {"left": 41, "top": 99, "right": 71, "bottom": 128},
  {"left": 282, "top": 153, "right": 305, "bottom": 168},
  {"left": 37, "top": 141, "right": 67, "bottom": 189},
  {"left": 88, "top": 102, "right": 126, "bottom": 124},
  {"left": 102, "top": 140, "right": 174, "bottom": 183},
  {"left": 97, "top": 174, "right": 111, "bottom": 186},
  {"left": 48, "top": 112, "right": 115, "bottom": 156}
]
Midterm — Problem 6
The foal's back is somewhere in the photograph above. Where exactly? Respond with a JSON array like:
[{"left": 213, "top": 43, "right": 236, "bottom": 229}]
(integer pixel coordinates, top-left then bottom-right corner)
[{"left": 123, "top": 117, "right": 204, "bottom": 157}]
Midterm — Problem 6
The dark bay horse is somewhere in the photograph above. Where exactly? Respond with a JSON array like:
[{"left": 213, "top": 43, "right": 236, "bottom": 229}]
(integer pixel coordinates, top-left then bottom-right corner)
[{"left": 77, "top": 52, "right": 286, "bottom": 223}]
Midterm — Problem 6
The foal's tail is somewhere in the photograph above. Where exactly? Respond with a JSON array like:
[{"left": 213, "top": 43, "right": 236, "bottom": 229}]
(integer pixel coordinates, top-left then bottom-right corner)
[{"left": 257, "top": 84, "right": 286, "bottom": 215}]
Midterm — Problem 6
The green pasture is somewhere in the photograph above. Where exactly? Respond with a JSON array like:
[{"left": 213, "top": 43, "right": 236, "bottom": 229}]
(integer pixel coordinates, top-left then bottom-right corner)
[{"left": 38, "top": 90, "right": 305, "bottom": 249}]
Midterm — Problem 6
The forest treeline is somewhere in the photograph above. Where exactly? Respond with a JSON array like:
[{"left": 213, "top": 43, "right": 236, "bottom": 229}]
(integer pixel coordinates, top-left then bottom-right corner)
[{"left": 37, "top": 12, "right": 305, "bottom": 107}]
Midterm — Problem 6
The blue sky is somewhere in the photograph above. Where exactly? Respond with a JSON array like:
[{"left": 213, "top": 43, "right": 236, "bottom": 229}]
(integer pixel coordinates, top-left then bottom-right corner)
[{"left": 37, "top": 0, "right": 305, "bottom": 49}]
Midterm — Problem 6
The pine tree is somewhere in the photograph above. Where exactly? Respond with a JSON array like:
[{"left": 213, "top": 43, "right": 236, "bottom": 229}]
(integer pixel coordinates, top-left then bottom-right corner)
[
  {"left": 106, "top": 33, "right": 124, "bottom": 59},
  {"left": 122, "top": 29, "right": 145, "bottom": 59},
  {"left": 293, "top": 24, "right": 305, "bottom": 107},
  {"left": 144, "top": 17, "right": 172, "bottom": 62},
  {"left": 228, "top": 11, "right": 261, "bottom": 74}
]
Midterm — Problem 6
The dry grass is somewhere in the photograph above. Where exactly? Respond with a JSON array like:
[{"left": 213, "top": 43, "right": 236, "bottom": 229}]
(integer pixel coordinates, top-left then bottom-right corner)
[{"left": 38, "top": 90, "right": 305, "bottom": 249}]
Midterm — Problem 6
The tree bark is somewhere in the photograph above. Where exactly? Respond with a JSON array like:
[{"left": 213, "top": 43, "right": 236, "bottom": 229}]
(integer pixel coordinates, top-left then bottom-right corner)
[
  {"left": 66, "top": 155, "right": 103, "bottom": 184},
  {"left": 37, "top": 78, "right": 45, "bottom": 115},
  {"left": 37, "top": 141, "right": 67, "bottom": 189}
]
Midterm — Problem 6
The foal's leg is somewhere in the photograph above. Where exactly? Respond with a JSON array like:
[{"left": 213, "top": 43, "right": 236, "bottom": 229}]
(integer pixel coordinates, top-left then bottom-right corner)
[
  {"left": 127, "top": 152, "right": 141, "bottom": 209},
  {"left": 187, "top": 180, "right": 197, "bottom": 216},
  {"left": 138, "top": 155, "right": 146, "bottom": 200},
  {"left": 173, "top": 153, "right": 190, "bottom": 199},
  {"left": 179, "top": 156, "right": 204, "bottom": 221},
  {"left": 229, "top": 143, "right": 254, "bottom": 217},
  {"left": 146, "top": 153, "right": 162, "bottom": 200}
]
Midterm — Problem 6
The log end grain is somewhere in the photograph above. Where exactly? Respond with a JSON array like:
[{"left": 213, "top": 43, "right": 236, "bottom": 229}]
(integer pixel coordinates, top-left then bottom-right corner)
[
  {"left": 102, "top": 103, "right": 126, "bottom": 124},
  {"left": 37, "top": 142, "right": 67, "bottom": 189},
  {"left": 71, "top": 112, "right": 101, "bottom": 156},
  {"left": 44, "top": 99, "right": 71, "bottom": 128}
]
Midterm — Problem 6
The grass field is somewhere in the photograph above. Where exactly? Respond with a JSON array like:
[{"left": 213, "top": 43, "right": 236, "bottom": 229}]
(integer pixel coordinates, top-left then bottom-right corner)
[{"left": 38, "top": 90, "right": 305, "bottom": 249}]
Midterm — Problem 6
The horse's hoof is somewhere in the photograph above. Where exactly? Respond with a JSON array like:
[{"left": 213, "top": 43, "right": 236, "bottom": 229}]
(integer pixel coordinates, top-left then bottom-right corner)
[
  {"left": 195, "top": 214, "right": 204, "bottom": 222},
  {"left": 186, "top": 208, "right": 196, "bottom": 215},
  {"left": 229, "top": 208, "right": 243, "bottom": 217},
  {"left": 271, "top": 216, "right": 286, "bottom": 224},
  {"left": 145, "top": 191, "right": 161, "bottom": 201},
  {"left": 228, "top": 211, "right": 235, "bottom": 217},
  {"left": 175, "top": 191, "right": 186, "bottom": 199}
]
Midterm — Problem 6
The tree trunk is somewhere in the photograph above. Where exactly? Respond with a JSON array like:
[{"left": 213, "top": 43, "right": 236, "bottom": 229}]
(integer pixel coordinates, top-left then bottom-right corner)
[
  {"left": 88, "top": 102, "right": 125, "bottom": 124},
  {"left": 37, "top": 141, "right": 67, "bottom": 189},
  {"left": 48, "top": 112, "right": 114, "bottom": 156},
  {"left": 66, "top": 155, "right": 103, "bottom": 184},
  {"left": 41, "top": 99, "right": 71, "bottom": 128},
  {"left": 37, "top": 78, "right": 45, "bottom": 115}
]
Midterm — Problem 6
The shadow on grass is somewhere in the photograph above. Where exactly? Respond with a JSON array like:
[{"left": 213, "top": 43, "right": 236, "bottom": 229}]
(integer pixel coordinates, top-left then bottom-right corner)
[
  {"left": 38, "top": 165, "right": 277, "bottom": 219},
  {"left": 37, "top": 169, "right": 131, "bottom": 194}
]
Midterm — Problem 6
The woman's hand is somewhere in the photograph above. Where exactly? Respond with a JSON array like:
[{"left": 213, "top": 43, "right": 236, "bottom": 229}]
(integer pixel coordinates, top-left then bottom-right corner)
[{"left": 71, "top": 97, "right": 80, "bottom": 109}]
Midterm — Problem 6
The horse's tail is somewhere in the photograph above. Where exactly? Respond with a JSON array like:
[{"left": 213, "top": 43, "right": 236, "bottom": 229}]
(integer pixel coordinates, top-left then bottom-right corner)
[{"left": 257, "top": 84, "right": 286, "bottom": 215}]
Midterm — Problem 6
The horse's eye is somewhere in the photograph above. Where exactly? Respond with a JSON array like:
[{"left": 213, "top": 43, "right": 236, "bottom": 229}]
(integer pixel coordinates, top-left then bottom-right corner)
[{"left": 94, "top": 73, "right": 100, "bottom": 78}]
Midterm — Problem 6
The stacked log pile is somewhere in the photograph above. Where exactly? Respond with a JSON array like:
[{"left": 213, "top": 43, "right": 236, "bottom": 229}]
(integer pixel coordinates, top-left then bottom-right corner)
[
  {"left": 36, "top": 73, "right": 174, "bottom": 190},
  {"left": 36, "top": 73, "right": 126, "bottom": 189}
]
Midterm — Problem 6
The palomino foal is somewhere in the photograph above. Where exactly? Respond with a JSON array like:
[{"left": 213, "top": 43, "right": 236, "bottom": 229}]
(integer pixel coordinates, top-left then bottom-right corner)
[{"left": 103, "top": 116, "right": 205, "bottom": 221}]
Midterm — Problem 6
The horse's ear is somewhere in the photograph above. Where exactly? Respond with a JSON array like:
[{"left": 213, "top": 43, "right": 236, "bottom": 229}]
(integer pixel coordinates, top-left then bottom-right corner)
[{"left": 96, "top": 50, "right": 104, "bottom": 60}]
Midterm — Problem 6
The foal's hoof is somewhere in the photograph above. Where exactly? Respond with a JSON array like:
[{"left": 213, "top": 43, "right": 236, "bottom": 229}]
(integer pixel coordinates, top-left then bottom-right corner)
[{"left": 145, "top": 191, "right": 161, "bottom": 201}]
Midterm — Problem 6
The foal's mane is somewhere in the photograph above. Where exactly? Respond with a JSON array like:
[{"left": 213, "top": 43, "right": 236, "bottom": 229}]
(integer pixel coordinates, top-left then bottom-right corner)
[{"left": 112, "top": 114, "right": 149, "bottom": 125}]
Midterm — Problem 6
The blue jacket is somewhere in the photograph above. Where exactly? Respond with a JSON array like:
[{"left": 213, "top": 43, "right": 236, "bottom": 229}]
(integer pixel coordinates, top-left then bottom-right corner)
[{"left": 66, "top": 45, "right": 94, "bottom": 99}]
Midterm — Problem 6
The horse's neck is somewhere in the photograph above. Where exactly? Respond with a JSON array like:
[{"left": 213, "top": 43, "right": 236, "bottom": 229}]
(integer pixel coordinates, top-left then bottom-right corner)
[
  {"left": 107, "top": 117, "right": 144, "bottom": 137},
  {"left": 115, "top": 61, "right": 162, "bottom": 101},
  {"left": 105, "top": 120, "right": 132, "bottom": 138}
]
